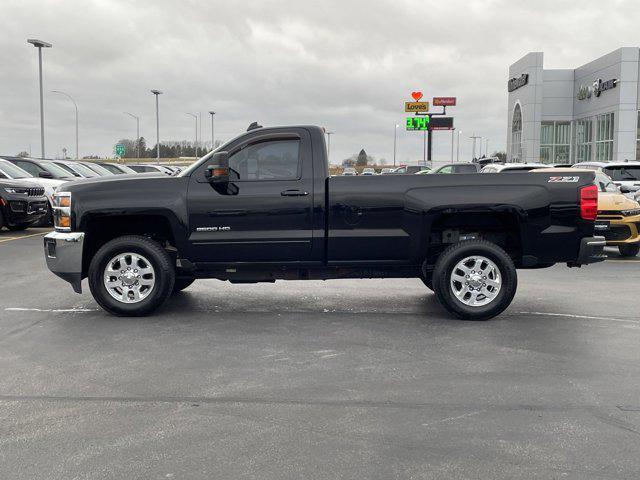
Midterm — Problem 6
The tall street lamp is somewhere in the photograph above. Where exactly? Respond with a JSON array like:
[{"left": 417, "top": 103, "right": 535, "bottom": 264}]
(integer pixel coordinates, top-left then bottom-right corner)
[
  {"left": 186, "top": 113, "right": 198, "bottom": 159},
  {"left": 325, "top": 131, "right": 334, "bottom": 162},
  {"left": 27, "top": 39, "right": 52, "bottom": 158},
  {"left": 51, "top": 90, "right": 78, "bottom": 159},
  {"left": 124, "top": 112, "right": 140, "bottom": 158},
  {"left": 209, "top": 111, "right": 215, "bottom": 150},
  {"left": 150, "top": 90, "right": 162, "bottom": 162},
  {"left": 457, "top": 130, "right": 463, "bottom": 162},
  {"left": 393, "top": 124, "right": 398, "bottom": 166}
]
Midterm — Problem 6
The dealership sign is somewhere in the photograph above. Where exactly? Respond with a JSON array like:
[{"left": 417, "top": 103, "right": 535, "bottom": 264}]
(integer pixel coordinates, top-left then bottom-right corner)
[
  {"left": 577, "top": 78, "right": 618, "bottom": 100},
  {"left": 507, "top": 74, "right": 529, "bottom": 92},
  {"left": 432, "top": 97, "right": 457, "bottom": 106}
]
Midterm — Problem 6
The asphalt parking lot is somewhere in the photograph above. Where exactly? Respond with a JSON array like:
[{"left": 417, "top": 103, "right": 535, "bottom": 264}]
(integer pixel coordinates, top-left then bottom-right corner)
[{"left": 1, "top": 229, "right": 640, "bottom": 479}]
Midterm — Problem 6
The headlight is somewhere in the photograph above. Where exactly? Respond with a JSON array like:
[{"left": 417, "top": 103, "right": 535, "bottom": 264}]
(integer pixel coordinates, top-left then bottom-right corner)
[
  {"left": 621, "top": 208, "right": 640, "bottom": 216},
  {"left": 53, "top": 191, "right": 72, "bottom": 231},
  {"left": 4, "top": 187, "right": 26, "bottom": 194}
]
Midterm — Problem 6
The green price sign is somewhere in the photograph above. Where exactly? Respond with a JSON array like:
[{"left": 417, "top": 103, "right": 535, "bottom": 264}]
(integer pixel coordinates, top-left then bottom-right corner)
[
  {"left": 406, "top": 116, "right": 430, "bottom": 131},
  {"left": 114, "top": 143, "right": 125, "bottom": 156}
]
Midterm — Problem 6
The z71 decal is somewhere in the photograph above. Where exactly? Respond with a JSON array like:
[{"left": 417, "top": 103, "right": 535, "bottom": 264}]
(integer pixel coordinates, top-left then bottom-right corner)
[{"left": 548, "top": 176, "right": 580, "bottom": 183}]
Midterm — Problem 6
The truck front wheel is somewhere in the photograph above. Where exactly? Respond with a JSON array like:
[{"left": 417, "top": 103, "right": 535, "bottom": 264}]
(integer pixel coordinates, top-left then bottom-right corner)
[
  {"left": 88, "top": 235, "right": 175, "bottom": 316},
  {"left": 432, "top": 240, "right": 517, "bottom": 321}
]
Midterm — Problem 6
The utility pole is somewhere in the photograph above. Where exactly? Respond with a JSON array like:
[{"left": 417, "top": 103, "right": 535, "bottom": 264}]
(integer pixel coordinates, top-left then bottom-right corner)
[
  {"left": 456, "top": 130, "right": 463, "bottom": 162},
  {"left": 470, "top": 134, "right": 481, "bottom": 160},
  {"left": 51, "top": 90, "right": 78, "bottom": 159},
  {"left": 423, "top": 129, "right": 427, "bottom": 166},
  {"left": 27, "top": 39, "right": 52, "bottom": 158},
  {"left": 124, "top": 112, "right": 140, "bottom": 158},
  {"left": 393, "top": 124, "right": 398, "bottom": 166},
  {"left": 486, "top": 139, "right": 489, "bottom": 157},
  {"left": 186, "top": 113, "right": 198, "bottom": 159},
  {"left": 151, "top": 90, "right": 162, "bottom": 162},
  {"left": 450, "top": 128, "right": 455, "bottom": 163},
  {"left": 209, "top": 111, "right": 216, "bottom": 150},
  {"left": 325, "top": 131, "right": 334, "bottom": 161}
]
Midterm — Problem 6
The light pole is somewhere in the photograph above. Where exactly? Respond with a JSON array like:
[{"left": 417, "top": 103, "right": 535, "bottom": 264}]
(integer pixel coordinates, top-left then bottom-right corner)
[
  {"left": 51, "top": 90, "right": 78, "bottom": 159},
  {"left": 457, "top": 130, "right": 463, "bottom": 162},
  {"left": 393, "top": 124, "right": 398, "bottom": 166},
  {"left": 186, "top": 113, "right": 198, "bottom": 159},
  {"left": 486, "top": 139, "right": 489, "bottom": 157},
  {"left": 123, "top": 112, "right": 140, "bottom": 158},
  {"left": 325, "top": 131, "right": 334, "bottom": 162},
  {"left": 450, "top": 128, "right": 455, "bottom": 163},
  {"left": 28, "top": 39, "right": 52, "bottom": 159},
  {"left": 470, "top": 134, "right": 481, "bottom": 160},
  {"left": 151, "top": 90, "right": 162, "bottom": 162},
  {"left": 209, "top": 111, "right": 216, "bottom": 150}
]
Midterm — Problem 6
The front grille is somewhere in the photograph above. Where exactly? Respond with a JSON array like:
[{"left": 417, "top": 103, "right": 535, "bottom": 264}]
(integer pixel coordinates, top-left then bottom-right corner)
[
  {"left": 9, "top": 201, "right": 26, "bottom": 213},
  {"left": 604, "top": 224, "right": 632, "bottom": 242},
  {"left": 27, "top": 187, "right": 45, "bottom": 197}
]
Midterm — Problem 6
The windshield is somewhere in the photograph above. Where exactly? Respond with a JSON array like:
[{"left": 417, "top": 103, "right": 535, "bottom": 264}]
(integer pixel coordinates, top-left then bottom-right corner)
[
  {"left": 0, "top": 160, "right": 33, "bottom": 179},
  {"left": 603, "top": 166, "right": 640, "bottom": 181},
  {"left": 40, "top": 161, "right": 75, "bottom": 178},
  {"left": 69, "top": 163, "right": 100, "bottom": 177}
]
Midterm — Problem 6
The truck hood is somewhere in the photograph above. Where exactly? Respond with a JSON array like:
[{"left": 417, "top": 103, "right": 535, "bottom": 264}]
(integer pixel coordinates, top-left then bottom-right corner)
[{"left": 60, "top": 172, "right": 163, "bottom": 190}]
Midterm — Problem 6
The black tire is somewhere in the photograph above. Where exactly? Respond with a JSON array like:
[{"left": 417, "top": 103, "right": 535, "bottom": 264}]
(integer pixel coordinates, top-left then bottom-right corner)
[
  {"left": 7, "top": 223, "right": 29, "bottom": 231},
  {"left": 432, "top": 240, "right": 517, "bottom": 321},
  {"left": 0, "top": 209, "right": 4, "bottom": 230},
  {"left": 88, "top": 235, "right": 175, "bottom": 316},
  {"left": 618, "top": 244, "right": 640, "bottom": 257},
  {"left": 172, "top": 278, "right": 195, "bottom": 294}
]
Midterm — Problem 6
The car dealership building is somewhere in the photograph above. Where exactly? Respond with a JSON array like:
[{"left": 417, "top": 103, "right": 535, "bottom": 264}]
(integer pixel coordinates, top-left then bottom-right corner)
[{"left": 506, "top": 48, "right": 640, "bottom": 163}]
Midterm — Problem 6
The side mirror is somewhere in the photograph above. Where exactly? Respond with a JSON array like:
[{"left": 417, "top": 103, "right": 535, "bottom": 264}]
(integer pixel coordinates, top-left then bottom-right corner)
[
  {"left": 39, "top": 171, "right": 54, "bottom": 179},
  {"left": 619, "top": 184, "right": 632, "bottom": 193},
  {"left": 204, "top": 151, "right": 229, "bottom": 184}
]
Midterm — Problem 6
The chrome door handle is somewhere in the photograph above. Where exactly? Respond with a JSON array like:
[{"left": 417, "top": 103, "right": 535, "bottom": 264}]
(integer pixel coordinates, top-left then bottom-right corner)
[{"left": 281, "top": 189, "right": 309, "bottom": 196}]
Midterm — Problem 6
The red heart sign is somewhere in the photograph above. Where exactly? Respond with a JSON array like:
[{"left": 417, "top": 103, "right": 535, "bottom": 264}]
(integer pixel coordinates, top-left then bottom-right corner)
[{"left": 411, "top": 91, "right": 423, "bottom": 101}]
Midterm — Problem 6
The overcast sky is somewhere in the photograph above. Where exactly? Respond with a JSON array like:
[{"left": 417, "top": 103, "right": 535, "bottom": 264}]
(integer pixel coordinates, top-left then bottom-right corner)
[{"left": 0, "top": 0, "right": 638, "bottom": 164}]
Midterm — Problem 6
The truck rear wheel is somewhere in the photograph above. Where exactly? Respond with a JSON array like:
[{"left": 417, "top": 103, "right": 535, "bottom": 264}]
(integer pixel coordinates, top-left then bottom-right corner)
[
  {"left": 88, "top": 235, "right": 175, "bottom": 316},
  {"left": 432, "top": 240, "right": 517, "bottom": 321},
  {"left": 618, "top": 243, "right": 640, "bottom": 257}
]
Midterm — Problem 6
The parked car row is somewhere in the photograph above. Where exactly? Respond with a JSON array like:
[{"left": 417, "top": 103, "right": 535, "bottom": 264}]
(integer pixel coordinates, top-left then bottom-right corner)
[{"left": 0, "top": 156, "right": 188, "bottom": 230}]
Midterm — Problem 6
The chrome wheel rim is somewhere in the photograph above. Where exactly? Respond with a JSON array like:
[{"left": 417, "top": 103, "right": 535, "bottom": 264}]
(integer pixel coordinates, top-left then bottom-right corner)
[
  {"left": 103, "top": 252, "right": 155, "bottom": 304},
  {"left": 450, "top": 255, "right": 501, "bottom": 307}
]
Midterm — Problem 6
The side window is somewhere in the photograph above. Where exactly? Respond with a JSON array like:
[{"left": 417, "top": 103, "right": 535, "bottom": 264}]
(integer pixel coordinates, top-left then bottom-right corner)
[
  {"left": 15, "top": 161, "right": 42, "bottom": 177},
  {"left": 228, "top": 139, "right": 300, "bottom": 181},
  {"left": 438, "top": 166, "right": 453, "bottom": 174}
]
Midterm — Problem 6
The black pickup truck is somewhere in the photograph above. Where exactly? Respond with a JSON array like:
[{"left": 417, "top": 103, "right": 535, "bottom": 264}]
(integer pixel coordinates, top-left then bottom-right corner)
[{"left": 43, "top": 125, "right": 605, "bottom": 320}]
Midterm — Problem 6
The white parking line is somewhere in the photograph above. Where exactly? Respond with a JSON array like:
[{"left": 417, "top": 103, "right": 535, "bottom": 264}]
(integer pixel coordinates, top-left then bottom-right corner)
[
  {"left": 517, "top": 311, "right": 639, "bottom": 324},
  {"left": 5, "top": 307, "right": 97, "bottom": 313}
]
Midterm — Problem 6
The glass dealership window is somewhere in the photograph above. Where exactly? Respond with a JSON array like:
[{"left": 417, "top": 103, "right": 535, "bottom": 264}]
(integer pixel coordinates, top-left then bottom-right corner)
[
  {"left": 511, "top": 104, "right": 522, "bottom": 162},
  {"left": 595, "top": 113, "right": 614, "bottom": 161},
  {"left": 574, "top": 118, "right": 593, "bottom": 163},
  {"left": 539, "top": 121, "right": 570, "bottom": 164}
]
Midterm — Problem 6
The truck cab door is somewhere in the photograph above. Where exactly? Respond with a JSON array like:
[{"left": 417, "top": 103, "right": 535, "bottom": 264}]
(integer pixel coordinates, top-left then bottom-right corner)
[{"left": 186, "top": 128, "right": 314, "bottom": 265}]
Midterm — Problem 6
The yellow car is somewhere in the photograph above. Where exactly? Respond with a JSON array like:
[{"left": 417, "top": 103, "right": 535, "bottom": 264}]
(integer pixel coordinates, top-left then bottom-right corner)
[{"left": 538, "top": 168, "right": 640, "bottom": 256}]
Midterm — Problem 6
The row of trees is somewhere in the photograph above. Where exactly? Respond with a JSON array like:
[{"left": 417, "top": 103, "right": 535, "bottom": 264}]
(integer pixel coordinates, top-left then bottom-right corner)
[{"left": 113, "top": 137, "right": 223, "bottom": 158}]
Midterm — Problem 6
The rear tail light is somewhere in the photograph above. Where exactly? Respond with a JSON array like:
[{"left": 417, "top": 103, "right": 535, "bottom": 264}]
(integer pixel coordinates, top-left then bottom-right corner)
[{"left": 580, "top": 184, "right": 598, "bottom": 221}]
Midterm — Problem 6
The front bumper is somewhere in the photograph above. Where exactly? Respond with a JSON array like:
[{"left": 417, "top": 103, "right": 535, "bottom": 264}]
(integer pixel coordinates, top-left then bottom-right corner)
[
  {"left": 1, "top": 199, "right": 48, "bottom": 226},
  {"left": 568, "top": 236, "right": 607, "bottom": 267},
  {"left": 43, "top": 231, "right": 85, "bottom": 293}
]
